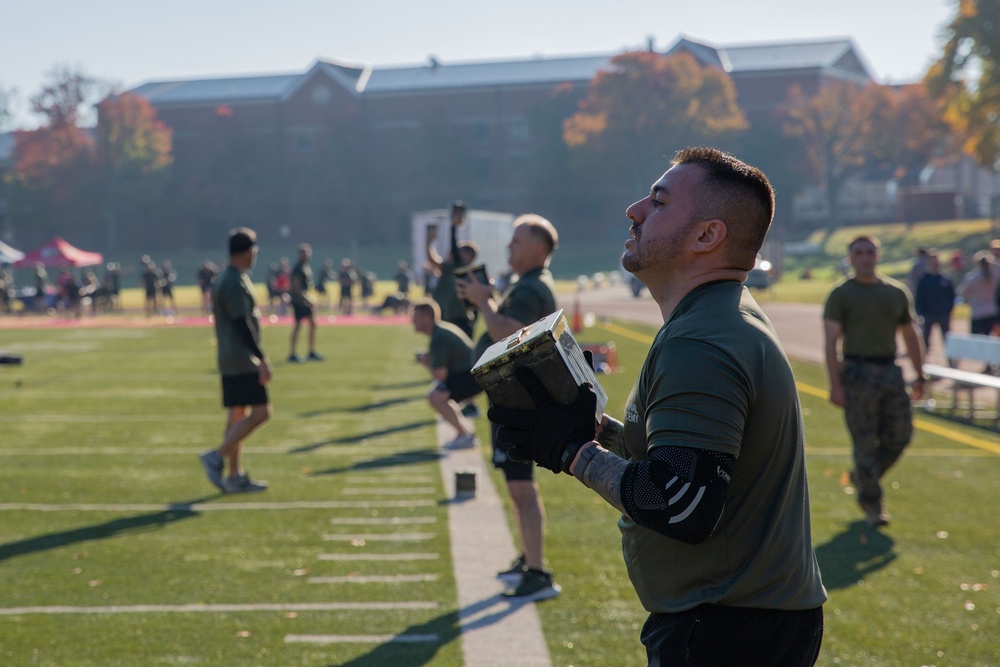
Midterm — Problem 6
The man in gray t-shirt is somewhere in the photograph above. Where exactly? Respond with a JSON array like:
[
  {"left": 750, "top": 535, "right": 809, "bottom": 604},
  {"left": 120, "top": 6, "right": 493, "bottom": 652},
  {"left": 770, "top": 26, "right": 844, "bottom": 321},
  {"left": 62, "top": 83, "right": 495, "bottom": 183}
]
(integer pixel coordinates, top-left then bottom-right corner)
[
  {"left": 488, "top": 148, "right": 826, "bottom": 665},
  {"left": 199, "top": 227, "right": 273, "bottom": 495}
]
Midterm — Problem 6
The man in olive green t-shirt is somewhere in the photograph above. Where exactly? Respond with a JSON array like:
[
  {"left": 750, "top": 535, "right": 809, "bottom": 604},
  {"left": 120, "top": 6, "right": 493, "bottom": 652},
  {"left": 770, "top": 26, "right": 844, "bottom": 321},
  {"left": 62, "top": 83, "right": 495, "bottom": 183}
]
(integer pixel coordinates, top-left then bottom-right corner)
[
  {"left": 199, "top": 228, "right": 273, "bottom": 495},
  {"left": 411, "top": 300, "right": 482, "bottom": 450},
  {"left": 823, "top": 235, "right": 925, "bottom": 527},
  {"left": 486, "top": 149, "right": 826, "bottom": 664},
  {"left": 458, "top": 214, "right": 560, "bottom": 602}
]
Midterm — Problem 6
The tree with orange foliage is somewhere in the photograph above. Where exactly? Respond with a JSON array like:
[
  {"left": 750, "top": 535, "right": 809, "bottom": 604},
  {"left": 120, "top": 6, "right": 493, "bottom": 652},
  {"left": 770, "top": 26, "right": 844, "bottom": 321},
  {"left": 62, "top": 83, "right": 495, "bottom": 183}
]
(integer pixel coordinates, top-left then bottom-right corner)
[
  {"left": 96, "top": 92, "right": 173, "bottom": 249},
  {"left": 563, "top": 51, "right": 747, "bottom": 197},
  {"left": 783, "top": 80, "right": 950, "bottom": 233},
  {"left": 6, "top": 67, "right": 99, "bottom": 244},
  {"left": 925, "top": 0, "right": 1000, "bottom": 171}
]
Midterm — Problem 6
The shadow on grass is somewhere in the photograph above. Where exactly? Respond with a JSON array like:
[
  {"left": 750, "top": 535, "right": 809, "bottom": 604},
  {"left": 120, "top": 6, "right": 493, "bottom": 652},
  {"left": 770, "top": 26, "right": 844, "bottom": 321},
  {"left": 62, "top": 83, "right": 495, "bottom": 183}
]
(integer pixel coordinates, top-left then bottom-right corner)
[
  {"left": 0, "top": 495, "right": 215, "bottom": 563},
  {"left": 288, "top": 420, "right": 436, "bottom": 454},
  {"left": 328, "top": 593, "right": 540, "bottom": 667},
  {"left": 814, "top": 520, "right": 896, "bottom": 591},
  {"left": 373, "top": 380, "right": 427, "bottom": 390},
  {"left": 309, "top": 448, "right": 443, "bottom": 476},
  {"left": 298, "top": 396, "right": 420, "bottom": 418}
]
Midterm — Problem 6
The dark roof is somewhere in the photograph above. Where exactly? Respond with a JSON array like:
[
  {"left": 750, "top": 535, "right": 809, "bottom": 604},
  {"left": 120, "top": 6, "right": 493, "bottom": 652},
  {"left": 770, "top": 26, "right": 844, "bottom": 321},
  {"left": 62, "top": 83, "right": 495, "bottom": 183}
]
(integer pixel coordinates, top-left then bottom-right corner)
[
  {"left": 669, "top": 35, "right": 872, "bottom": 80},
  {"left": 360, "top": 53, "right": 613, "bottom": 93},
  {"left": 130, "top": 73, "right": 304, "bottom": 105},
  {"left": 128, "top": 35, "right": 873, "bottom": 105}
]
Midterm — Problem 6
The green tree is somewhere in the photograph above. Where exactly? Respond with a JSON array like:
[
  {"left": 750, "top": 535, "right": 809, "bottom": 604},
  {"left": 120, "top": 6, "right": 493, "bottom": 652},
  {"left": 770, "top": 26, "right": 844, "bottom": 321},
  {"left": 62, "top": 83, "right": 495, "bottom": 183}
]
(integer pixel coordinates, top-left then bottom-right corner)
[
  {"left": 926, "top": 0, "right": 1000, "bottom": 170},
  {"left": 564, "top": 51, "right": 748, "bottom": 198}
]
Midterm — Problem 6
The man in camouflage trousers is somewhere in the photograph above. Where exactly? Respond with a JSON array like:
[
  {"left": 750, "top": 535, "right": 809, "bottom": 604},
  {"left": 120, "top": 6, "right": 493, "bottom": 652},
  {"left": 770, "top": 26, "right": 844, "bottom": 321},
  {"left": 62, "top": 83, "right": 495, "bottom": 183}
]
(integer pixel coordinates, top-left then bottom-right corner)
[{"left": 823, "top": 235, "right": 926, "bottom": 527}]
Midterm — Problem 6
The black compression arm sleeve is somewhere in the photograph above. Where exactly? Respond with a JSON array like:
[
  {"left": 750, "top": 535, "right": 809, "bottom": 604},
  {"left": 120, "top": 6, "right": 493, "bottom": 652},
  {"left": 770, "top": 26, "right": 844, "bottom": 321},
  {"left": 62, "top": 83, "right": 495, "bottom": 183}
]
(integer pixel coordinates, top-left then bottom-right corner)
[
  {"left": 232, "top": 317, "right": 265, "bottom": 361},
  {"left": 620, "top": 446, "right": 734, "bottom": 545}
]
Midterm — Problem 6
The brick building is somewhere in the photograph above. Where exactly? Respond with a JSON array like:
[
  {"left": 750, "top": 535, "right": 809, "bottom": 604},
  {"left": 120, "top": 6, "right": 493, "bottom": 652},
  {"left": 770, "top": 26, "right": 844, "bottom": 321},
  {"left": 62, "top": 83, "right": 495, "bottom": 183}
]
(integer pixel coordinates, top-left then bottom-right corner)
[{"left": 125, "top": 35, "right": 874, "bottom": 249}]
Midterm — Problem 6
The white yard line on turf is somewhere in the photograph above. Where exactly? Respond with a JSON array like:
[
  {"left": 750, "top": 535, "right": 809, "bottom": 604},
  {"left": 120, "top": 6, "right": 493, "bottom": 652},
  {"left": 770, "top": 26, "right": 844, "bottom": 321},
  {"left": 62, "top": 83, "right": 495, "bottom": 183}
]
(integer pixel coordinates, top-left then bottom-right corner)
[
  {"left": 286, "top": 634, "right": 438, "bottom": 644},
  {"left": 0, "top": 601, "right": 438, "bottom": 616},
  {"left": 0, "top": 500, "right": 437, "bottom": 512}
]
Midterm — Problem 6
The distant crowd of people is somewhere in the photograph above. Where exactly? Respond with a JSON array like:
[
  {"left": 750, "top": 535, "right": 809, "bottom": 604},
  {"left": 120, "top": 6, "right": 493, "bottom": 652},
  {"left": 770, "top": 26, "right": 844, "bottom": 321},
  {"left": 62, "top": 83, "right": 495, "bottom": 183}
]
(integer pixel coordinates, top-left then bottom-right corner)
[{"left": 908, "top": 240, "right": 1000, "bottom": 359}]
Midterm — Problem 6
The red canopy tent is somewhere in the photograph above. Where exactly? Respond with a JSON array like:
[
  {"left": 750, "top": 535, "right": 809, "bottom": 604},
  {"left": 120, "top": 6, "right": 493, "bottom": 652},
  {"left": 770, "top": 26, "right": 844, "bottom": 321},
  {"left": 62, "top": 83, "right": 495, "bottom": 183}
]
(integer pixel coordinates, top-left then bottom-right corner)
[{"left": 15, "top": 237, "right": 104, "bottom": 268}]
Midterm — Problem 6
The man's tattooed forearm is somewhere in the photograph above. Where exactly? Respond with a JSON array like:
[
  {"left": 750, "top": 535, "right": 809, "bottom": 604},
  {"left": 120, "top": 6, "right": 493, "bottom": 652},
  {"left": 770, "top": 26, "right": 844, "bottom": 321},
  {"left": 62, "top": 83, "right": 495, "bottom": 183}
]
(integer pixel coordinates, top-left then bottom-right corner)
[{"left": 581, "top": 447, "right": 630, "bottom": 514}]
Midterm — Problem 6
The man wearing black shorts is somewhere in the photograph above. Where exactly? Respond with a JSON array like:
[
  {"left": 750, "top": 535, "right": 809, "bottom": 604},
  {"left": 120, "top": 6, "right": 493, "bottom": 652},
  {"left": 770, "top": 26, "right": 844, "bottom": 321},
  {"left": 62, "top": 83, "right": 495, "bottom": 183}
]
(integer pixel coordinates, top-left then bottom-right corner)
[
  {"left": 411, "top": 300, "right": 482, "bottom": 449},
  {"left": 457, "top": 214, "right": 560, "bottom": 601},
  {"left": 199, "top": 228, "right": 272, "bottom": 494},
  {"left": 288, "top": 243, "right": 323, "bottom": 363},
  {"left": 487, "top": 148, "right": 826, "bottom": 664}
]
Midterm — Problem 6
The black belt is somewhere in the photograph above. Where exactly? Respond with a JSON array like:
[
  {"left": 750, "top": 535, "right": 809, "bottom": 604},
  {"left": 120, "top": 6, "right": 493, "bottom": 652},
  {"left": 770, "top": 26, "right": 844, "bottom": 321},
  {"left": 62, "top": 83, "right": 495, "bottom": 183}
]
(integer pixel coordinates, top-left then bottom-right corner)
[{"left": 844, "top": 354, "right": 896, "bottom": 365}]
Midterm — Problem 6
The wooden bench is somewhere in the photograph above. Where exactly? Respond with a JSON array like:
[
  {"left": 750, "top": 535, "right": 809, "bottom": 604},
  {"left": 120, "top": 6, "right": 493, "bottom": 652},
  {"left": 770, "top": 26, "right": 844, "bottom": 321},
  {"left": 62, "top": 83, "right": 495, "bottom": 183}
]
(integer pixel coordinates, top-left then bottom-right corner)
[{"left": 923, "top": 333, "right": 1000, "bottom": 429}]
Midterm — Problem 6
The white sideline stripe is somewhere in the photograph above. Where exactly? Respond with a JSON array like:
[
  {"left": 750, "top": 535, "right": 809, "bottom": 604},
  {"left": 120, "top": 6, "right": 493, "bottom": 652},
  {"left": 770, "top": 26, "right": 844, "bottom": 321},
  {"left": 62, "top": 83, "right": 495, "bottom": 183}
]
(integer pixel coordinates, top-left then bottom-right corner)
[
  {"left": 4, "top": 415, "right": 220, "bottom": 423},
  {"left": 329, "top": 517, "right": 437, "bottom": 525},
  {"left": 0, "top": 601, "right": 438, "bottom": 616},
  {"left": 342, "top": 477, "right": 435, "bottom": 484},
  {"left": 317, "top": 553, "right": 439, "bottom": 561},
  {"left": 0, "top": 500, "right": 436, "bottom": 512},
  {"left": 308, "top": 574, "right": 438, "bottom": 584},
  {"left": 285, "top": 634, "right": 438, "bottom": 644},
  {"left": 323, "top": 533, "right": 435, "bottom": 541},
  {"left": 341, "top": 487, "right": 435, "bottom": 495}
]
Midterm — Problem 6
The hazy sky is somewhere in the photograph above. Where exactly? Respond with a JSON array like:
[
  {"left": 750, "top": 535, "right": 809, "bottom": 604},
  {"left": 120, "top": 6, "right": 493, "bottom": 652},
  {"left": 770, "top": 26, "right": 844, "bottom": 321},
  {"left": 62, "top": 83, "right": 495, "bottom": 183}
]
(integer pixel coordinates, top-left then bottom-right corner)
[{"left": 1, "top": 0, "right": 956, "bottom": 128}]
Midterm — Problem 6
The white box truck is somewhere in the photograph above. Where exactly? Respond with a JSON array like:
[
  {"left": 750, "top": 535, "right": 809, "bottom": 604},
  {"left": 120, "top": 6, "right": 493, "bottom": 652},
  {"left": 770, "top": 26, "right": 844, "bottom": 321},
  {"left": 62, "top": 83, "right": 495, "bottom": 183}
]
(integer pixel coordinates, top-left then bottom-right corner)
[{"left": 411, "top": 208, "right": 515, "bottom": 290}]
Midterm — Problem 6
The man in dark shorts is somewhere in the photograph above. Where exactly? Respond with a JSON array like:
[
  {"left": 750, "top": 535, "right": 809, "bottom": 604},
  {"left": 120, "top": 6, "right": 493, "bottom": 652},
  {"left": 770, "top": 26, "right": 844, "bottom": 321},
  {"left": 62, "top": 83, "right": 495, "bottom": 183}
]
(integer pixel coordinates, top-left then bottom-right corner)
[
  {"left": 411, "top": 300, "right": 482, "bottom": 449},
  {"left": 199, "top": 227, "right": 273, "bottom": 494},
  {"left": 141, "top": 261, "right": 160, "bottom": 316},
  {"left": 196, "top": 261, "right": 217, "bottom": 316},
  {"left": 288, "top": 243, "right": 323, "bottom": 363},
  {"left": 456, "top": 214, "right": 560, "bottom": 601},
  {"left": 160, "top": 259, "right": 177, "bottom": 314},
  {"left": 337, "top": 258, "right": 357, "bottom": 315},
  {"left": 487, "top": 148, "right": 827, "bottom": 664}
]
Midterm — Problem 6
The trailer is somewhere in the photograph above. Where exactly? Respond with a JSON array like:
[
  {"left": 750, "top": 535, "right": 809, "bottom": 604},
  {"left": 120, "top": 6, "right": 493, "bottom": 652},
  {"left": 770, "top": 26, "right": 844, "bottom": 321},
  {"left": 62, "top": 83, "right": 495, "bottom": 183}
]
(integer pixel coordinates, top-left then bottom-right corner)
[{"left": 411, "top": 208, "right": 515, "bottom": 289}]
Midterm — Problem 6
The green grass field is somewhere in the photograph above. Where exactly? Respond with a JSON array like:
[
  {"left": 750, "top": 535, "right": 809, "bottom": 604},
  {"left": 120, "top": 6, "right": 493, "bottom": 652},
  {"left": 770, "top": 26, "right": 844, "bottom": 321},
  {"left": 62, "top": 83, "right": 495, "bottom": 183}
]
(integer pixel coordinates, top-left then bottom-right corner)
[{"left": 1, "top": 317, "right": 998, "bottom": 666}]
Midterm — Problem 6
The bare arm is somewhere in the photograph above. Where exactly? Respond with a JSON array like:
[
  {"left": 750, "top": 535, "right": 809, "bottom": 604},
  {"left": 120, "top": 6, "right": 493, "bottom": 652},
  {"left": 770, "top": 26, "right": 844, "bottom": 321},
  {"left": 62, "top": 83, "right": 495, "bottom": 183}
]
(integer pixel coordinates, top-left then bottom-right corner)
[
  {"left": 823, "top": 319, "right": 844, "bottom": 407},
  {"left": 455, "top": 272, "right": 523, "bottom": 341},
  {"left": 426, "top": 229, "right": 443, "bottom": 270},
  {"left": 431, "top": 367, "right": 448, "bottom": 382},
  {"left": 900, "top": 320, "right": 926, "bottom": 400}
]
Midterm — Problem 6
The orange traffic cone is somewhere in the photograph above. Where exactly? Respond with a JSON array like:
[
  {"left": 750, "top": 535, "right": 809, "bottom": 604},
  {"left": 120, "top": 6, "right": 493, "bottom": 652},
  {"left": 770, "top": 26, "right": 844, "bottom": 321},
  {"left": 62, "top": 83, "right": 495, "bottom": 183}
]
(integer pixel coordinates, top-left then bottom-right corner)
[{"left": 572, "top": 293, "right": 583, "bottom": 333}]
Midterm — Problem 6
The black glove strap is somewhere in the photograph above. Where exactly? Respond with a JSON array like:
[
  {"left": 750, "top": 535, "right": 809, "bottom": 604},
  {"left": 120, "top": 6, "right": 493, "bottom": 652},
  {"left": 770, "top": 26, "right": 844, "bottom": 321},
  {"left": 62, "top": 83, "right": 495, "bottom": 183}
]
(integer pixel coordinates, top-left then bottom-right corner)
[
  {"left": 560, "top": 442, "right": 584, "bottom": 474},
  {"left": 571, "top": 444, "right": 600, "bottom": 486}
]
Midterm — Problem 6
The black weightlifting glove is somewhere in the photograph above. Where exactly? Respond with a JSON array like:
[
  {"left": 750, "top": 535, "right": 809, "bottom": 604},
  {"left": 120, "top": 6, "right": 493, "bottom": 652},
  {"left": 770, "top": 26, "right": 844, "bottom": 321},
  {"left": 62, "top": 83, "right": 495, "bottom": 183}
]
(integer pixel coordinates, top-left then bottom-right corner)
[{"left": 487, "top": 366, "right": 598, "bottom": 474}]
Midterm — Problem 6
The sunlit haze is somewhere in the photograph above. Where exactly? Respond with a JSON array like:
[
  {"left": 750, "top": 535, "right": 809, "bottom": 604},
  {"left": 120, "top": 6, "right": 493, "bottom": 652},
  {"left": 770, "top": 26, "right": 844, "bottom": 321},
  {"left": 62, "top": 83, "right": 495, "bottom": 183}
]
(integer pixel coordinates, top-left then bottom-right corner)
[{"left": 2, "top": 0, "right": 954, "bottom": 129}]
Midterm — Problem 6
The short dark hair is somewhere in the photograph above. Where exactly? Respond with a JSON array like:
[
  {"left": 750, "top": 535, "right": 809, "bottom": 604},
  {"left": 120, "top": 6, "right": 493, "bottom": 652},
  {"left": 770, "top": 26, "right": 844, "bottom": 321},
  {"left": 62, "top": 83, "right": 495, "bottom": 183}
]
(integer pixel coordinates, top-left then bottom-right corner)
[
  {"left": 673, "top": 147, "right": 774, "bottom": 269},
  {"left": 457, "top": 240, "right": 479, "bottom": 263},
  {"left": 848, "top": 235, "right": 880, "bottom": 251},
  {"left": 412, "top": 299, "right": 440, "bottom": 321},
  {"left": 228, "top": 227, "right": 257, "bottom": 254}
]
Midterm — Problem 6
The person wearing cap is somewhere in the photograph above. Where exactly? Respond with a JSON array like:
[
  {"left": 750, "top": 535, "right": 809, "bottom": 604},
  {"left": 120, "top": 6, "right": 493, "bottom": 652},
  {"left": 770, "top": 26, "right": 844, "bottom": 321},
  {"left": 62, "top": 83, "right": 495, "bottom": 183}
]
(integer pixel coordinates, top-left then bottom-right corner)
[
  {"left": 824, "top": 235, "right": 925, "bottom": 526},
  {"left": 958, "top": 249, "right": 1000, "bottom": 340},
  {"left": 199, "top": 227, "right": 272, "bottom": 494}
]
